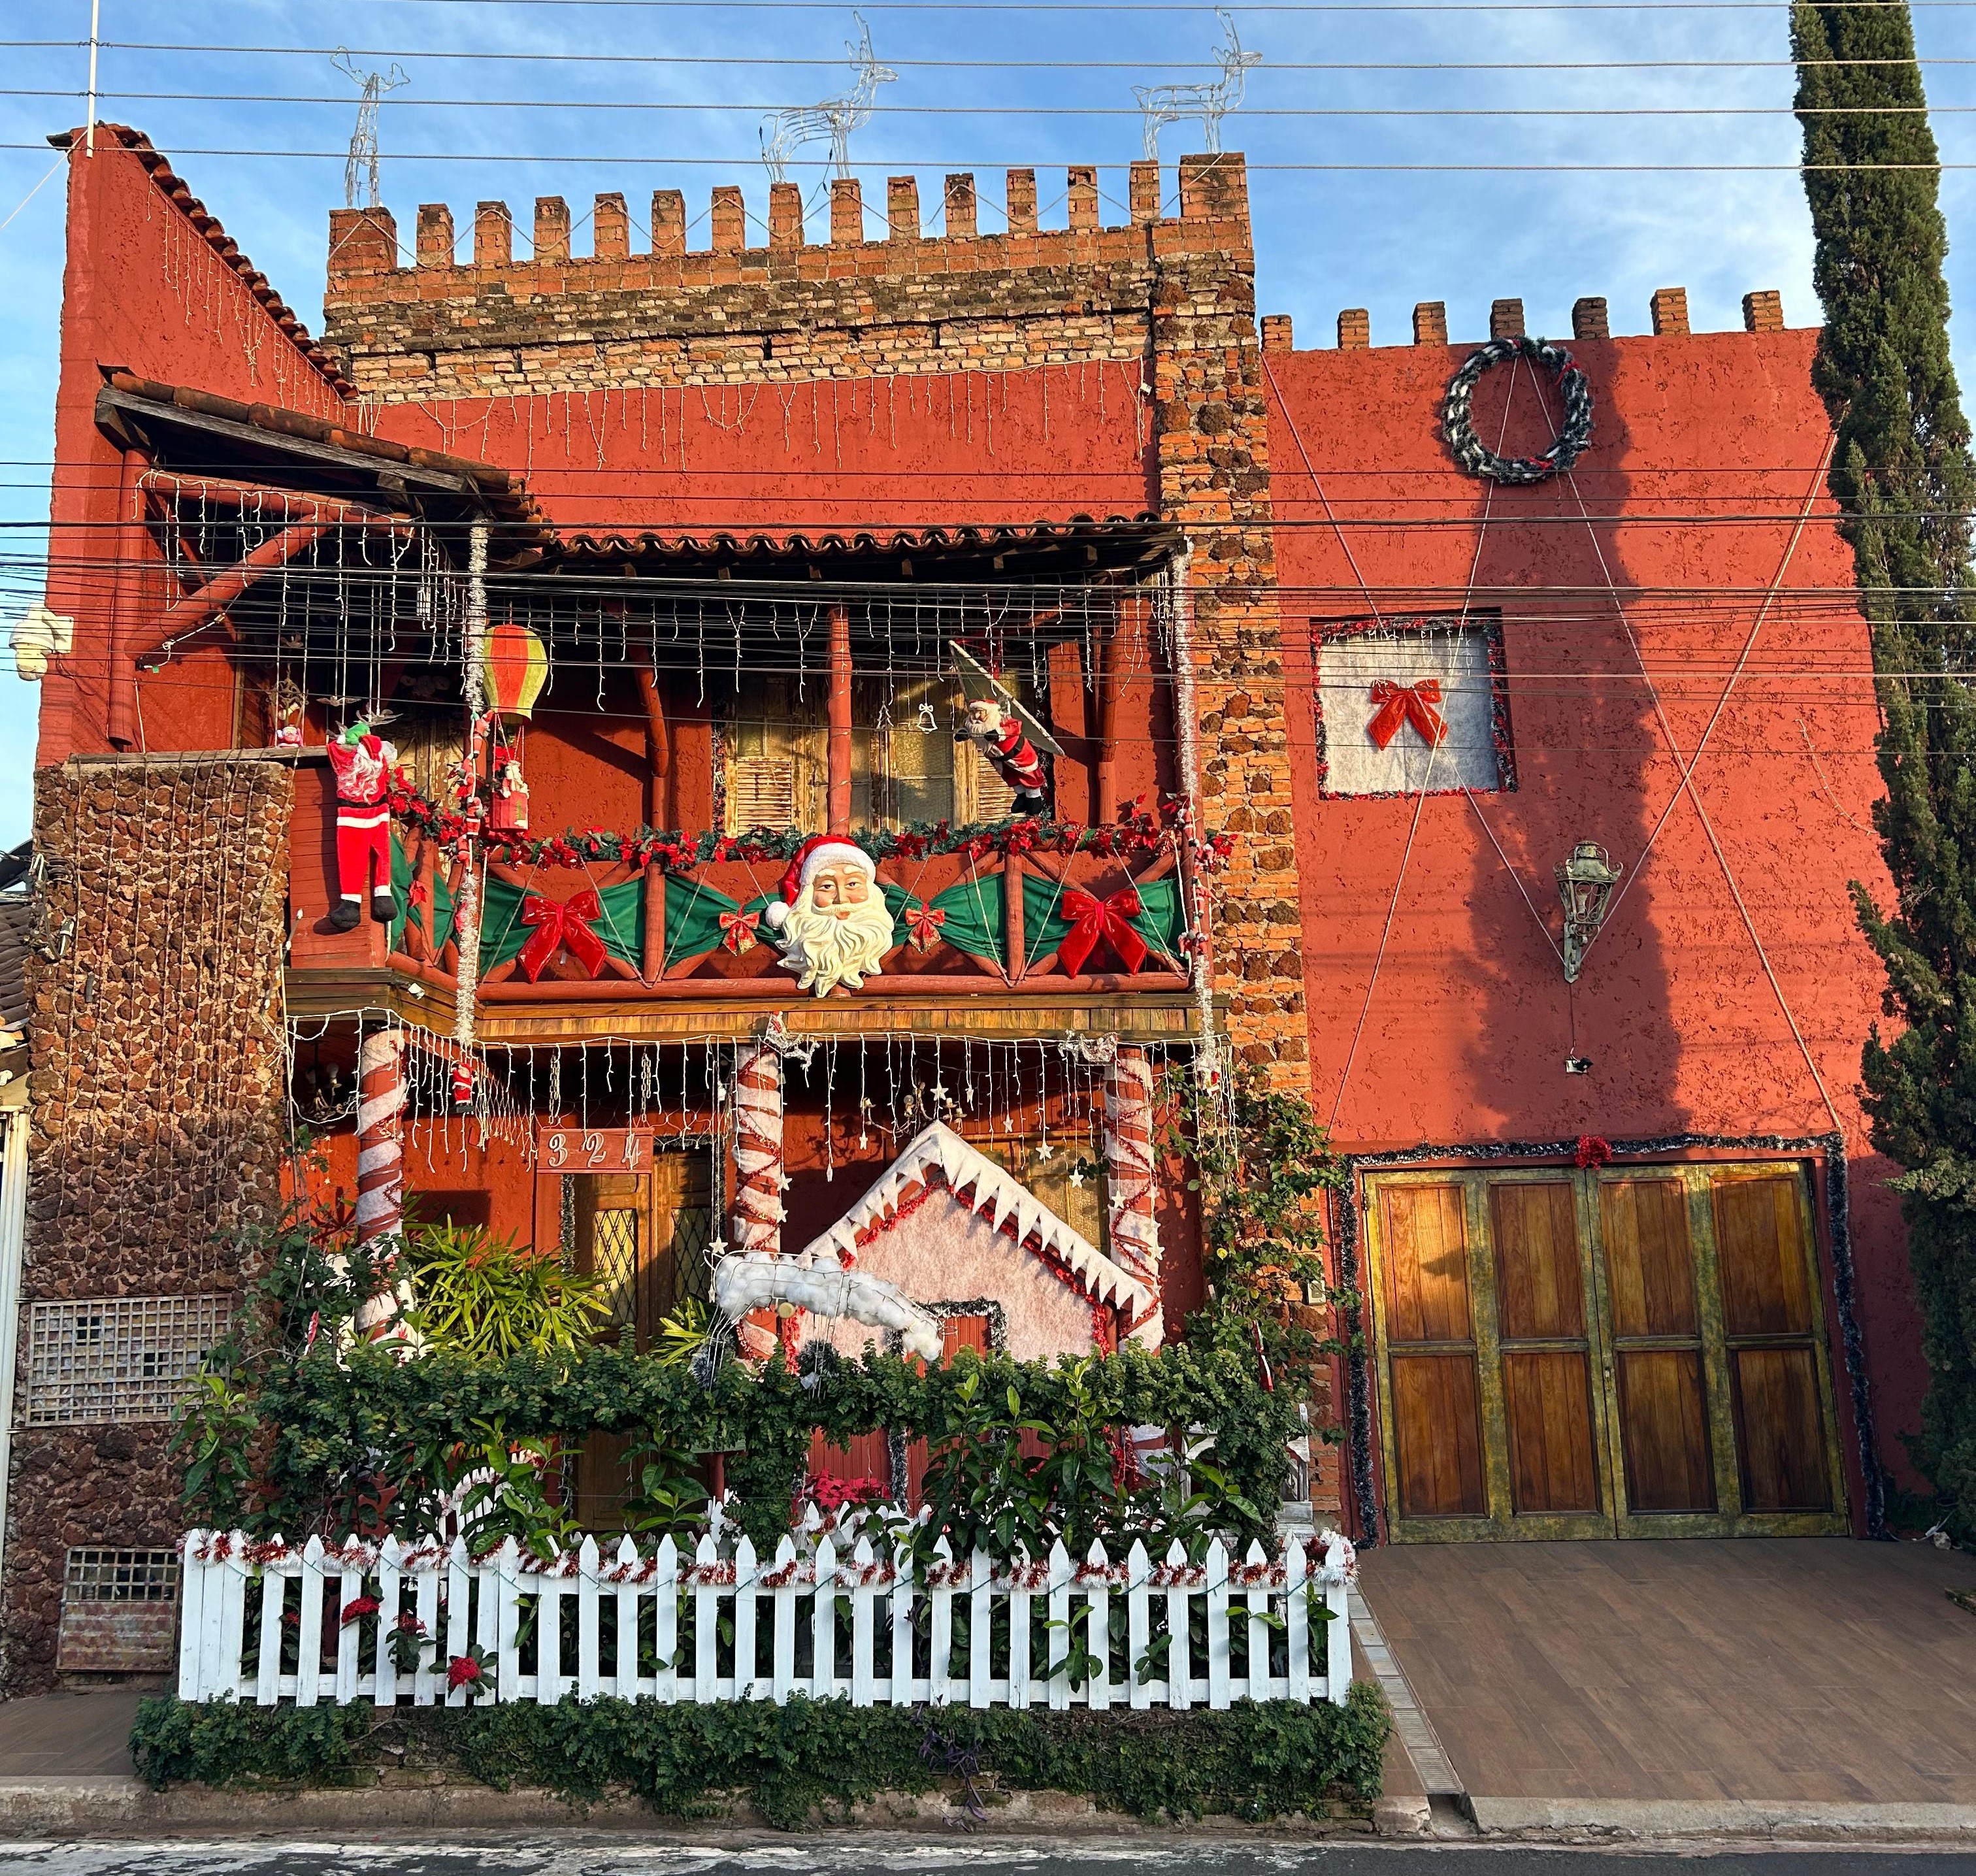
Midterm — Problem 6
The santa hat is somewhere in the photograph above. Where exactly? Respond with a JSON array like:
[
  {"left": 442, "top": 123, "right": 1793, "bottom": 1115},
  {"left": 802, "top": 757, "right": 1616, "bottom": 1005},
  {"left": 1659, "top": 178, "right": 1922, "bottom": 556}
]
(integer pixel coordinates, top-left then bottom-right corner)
[{"left": 762, "top": 836, "right": 876, "bottom": 930}]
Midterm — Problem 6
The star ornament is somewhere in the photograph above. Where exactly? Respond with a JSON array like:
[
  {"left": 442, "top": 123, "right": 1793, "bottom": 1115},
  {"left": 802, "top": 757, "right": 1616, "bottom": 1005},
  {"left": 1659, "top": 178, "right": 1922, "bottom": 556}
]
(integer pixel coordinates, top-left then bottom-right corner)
[{"left": 1068, "top": 1166, "right": 1087, "bottom": 1189}]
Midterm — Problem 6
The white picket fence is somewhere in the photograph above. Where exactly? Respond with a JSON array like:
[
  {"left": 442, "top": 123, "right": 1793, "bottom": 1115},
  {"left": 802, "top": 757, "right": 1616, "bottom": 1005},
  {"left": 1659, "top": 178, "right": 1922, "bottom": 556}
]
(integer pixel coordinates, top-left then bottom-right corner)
[{"left": 178, "top": 1526, "right": 1355, "bottom": 1710}]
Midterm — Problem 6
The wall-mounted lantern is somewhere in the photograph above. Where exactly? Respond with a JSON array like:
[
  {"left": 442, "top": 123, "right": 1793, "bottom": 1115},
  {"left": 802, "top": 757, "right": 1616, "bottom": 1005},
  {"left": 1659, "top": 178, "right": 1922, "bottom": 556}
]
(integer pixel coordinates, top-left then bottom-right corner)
[{"left": 1555, "top": 840, "right": 1622, "bottom": 984}]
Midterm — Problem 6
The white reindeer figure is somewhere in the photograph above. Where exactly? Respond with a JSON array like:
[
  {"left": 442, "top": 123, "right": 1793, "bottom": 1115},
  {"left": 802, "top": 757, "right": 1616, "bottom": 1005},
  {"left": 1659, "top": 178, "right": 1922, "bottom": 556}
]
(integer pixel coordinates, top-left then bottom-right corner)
[
  {"left": 1134, "top": 11, "right": 1262, "bottom": 161},
  {"left": 759, "top": 14, "right": 898, "bottom": 186}
]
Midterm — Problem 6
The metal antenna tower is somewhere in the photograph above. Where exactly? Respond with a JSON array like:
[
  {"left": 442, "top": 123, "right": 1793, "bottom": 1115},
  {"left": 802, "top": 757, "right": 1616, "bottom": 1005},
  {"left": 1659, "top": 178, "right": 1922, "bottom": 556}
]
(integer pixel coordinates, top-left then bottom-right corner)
[{"left": 333, "top": 48, "right": 410, "bottom": 210}]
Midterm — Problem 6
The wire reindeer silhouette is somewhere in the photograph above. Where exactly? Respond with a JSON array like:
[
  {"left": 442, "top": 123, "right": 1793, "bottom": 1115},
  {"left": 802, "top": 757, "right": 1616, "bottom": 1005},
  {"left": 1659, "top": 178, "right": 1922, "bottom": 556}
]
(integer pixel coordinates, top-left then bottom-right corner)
[
  {"left": 1134, "top": 11, "right": 1262, "bottom": 160},
  {"left": 759, "top": 14, "right": 898, "bottom": 186},
  {"left": 333, "top": 49, "right": 410, "bottom": 210}
]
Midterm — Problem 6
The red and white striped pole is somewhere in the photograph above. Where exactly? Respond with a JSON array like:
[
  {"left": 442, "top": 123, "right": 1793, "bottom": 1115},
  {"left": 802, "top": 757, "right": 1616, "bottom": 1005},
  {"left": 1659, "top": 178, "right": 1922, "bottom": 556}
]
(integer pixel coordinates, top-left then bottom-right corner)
[
  {"left": 729, "top": 1030, "right": 785, "bottom": 1260},
  {"left": 353, "top": 1026, "right": 418, "bottom": 1346},
  {"left": 1105, "top": 1044, "right": 1164, "bottom": 1349}
]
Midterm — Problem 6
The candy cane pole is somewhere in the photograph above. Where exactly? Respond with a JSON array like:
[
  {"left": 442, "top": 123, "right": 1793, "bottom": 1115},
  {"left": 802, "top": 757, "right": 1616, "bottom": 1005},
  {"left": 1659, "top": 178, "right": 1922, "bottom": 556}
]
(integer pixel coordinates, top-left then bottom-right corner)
[
  {"left": 729, "top": 1029, "right": 785, "bottom": 1259},
  {"left": 352, "top": 1026, "right": 418, "bottom": 1346},
  {"left": 1105, "top": 1043, "right": 1164, "bottom": 1348}
]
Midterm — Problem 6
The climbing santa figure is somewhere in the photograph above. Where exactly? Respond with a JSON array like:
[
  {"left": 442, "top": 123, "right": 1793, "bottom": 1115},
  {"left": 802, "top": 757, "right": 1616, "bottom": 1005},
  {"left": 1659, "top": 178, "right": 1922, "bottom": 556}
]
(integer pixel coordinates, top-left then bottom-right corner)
[
  {"left": 951, "top": 643, "right": 1062, "bottom": 819},
  {"left": 325, "top": 718, "right": 399, "bottom": 931}
]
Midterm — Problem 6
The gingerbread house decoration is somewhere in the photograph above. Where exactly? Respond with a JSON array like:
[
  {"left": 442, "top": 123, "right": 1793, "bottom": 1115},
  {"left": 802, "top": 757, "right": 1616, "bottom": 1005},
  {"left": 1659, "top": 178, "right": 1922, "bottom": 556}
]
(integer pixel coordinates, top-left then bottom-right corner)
[{"left": 798, "top": 1121, "right": 1161, "bottom": 1360}]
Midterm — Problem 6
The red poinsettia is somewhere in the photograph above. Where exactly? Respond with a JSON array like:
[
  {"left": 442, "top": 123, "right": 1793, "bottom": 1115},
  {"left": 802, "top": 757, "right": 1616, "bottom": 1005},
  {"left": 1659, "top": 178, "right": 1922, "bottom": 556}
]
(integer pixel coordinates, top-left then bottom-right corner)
[
  {"left": 446, "top": 1650, "right": 487, "bottom": 1692},
  {"left": 1575, "top": 1135, "right": 1614, "bottom": 1169}
]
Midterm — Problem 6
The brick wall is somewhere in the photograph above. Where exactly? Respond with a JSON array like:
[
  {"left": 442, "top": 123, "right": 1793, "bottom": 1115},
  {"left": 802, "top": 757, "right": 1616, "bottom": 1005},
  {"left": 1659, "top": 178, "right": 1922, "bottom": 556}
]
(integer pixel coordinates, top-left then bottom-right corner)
[
  {"left": 4, "top": 759, "right": 292, "bottom": 1692},
  {"left": 325, "top": 163, "right": 1216, "bottom": 399}
]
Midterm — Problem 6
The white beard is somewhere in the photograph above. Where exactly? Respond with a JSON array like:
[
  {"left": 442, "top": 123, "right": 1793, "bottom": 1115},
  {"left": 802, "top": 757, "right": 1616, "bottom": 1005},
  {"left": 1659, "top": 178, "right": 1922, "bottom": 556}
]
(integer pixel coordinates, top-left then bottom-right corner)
[{"left": 776, "top": 889, "right": 897, "bottom": 996}]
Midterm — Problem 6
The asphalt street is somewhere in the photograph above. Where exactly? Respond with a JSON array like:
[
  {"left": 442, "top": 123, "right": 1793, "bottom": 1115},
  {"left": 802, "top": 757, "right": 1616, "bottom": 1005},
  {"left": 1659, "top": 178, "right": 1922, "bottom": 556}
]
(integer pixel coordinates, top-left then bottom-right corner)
[{"left": 0, "top": 1841, "right": 1964, "bottom": 1875}]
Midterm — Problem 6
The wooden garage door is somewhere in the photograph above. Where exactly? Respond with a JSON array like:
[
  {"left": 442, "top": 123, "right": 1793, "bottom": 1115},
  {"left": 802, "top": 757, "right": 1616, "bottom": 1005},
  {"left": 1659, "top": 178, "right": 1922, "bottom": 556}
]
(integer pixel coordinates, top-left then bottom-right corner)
[{"left": 1367, "top": 1162, "right": 1847, "bottom": 1541}]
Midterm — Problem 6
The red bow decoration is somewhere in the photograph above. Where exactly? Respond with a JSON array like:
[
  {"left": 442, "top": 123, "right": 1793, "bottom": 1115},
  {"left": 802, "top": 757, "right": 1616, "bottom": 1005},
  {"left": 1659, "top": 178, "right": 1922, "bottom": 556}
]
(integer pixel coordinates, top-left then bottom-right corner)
[
  {"left": 1366, "top": 678, "right": 1449, "bottom": 750},
  {"left": 1057, "top": 887, "right": 1147, "bottom": 978},
  {"left": 516, "top": 887, "right": 608, "bottom": 981},
  {"left": 902, "top": 901, "right": 947, "bottom": 953},
  {"left": 719, "top": 908, "right": 760, "bottom": 955}
]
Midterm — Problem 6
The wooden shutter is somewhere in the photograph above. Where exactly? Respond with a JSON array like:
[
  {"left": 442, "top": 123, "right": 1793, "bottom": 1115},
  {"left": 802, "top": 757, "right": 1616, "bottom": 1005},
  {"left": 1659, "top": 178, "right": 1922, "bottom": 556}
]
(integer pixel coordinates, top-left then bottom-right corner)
[{"left": 726, "top": 676, "right": 825, "bottom": 833}]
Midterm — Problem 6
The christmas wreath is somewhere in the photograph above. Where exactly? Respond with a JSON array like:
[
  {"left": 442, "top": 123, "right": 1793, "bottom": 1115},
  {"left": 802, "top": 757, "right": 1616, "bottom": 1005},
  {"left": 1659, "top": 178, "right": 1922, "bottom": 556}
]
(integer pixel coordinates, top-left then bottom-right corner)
[{"left": 1441, "top": 335, "right": 1594, "bottom": 485}]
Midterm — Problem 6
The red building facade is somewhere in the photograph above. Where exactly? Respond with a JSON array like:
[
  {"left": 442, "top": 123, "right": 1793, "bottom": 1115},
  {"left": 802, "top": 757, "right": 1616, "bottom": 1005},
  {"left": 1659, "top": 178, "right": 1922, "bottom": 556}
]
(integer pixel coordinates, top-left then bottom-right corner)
[{"left": 7, "top": 121, "right": 1911, "bottom": 1682}]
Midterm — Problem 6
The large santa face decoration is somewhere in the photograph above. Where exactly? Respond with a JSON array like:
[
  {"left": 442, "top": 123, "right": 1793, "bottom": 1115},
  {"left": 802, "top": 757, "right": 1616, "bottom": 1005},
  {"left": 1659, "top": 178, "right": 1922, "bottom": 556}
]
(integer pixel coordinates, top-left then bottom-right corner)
[{"left": 763, "top": 838, "right": 895, "bottom": 996}]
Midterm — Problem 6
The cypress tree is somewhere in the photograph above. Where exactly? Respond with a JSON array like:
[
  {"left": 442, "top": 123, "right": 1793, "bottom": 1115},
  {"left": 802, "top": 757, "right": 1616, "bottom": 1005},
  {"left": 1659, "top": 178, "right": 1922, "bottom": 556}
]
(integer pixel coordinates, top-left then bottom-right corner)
[{"left": 1792, "top": 1, "right": 1976, "bottom": 1535}]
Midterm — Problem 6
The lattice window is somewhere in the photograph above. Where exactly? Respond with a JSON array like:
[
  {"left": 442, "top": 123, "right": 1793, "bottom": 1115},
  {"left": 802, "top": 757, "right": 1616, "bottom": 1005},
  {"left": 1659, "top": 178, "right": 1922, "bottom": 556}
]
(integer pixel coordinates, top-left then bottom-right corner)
[
  {"left": 63, "top": 1548, "right": 180, "bottom": 1604},
  {"left": 26, "top": 1294, "right": 229, "bottom": 1424},
  {"left": 591, "top": 1208, "right": 640, "bottom": 1335}
]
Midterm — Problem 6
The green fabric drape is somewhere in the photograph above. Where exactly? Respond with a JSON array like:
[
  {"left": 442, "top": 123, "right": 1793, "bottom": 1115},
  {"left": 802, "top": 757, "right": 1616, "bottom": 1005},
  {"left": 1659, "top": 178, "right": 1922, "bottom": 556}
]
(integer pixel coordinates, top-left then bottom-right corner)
[
  {"left": 1023, "top": 872, "right": 1183, "bottom": 971},
  {"left": 476, "top": 872, "right": 646, "bottom": 972},
  {"left": 660, "top": 876, "right": 776, "bottom": 970},
  {"left": 881, "top": 875, "right": 1006, "bottom": 968},
  {"left": 389, "top": 833, "right": 455, "bottom": 956}
]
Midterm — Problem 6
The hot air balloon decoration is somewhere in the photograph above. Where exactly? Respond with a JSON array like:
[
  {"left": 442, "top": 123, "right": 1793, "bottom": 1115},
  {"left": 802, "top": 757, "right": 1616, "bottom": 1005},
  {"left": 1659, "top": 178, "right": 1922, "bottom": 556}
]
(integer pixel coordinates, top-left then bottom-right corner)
[{"left": 482, "top": 621, "right": 548, "bottom": 723}]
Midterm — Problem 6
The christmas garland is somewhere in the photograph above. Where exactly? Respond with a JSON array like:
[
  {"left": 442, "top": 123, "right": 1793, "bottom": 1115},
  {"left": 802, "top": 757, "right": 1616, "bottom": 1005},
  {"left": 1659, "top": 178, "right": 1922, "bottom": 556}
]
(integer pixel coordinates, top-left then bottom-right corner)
[
  {"left": 386, "top": 773, "right": 1230, "bottom": 876},
  {"left": 1441, "top": 335, "right": 1594, "bottom": 485}
]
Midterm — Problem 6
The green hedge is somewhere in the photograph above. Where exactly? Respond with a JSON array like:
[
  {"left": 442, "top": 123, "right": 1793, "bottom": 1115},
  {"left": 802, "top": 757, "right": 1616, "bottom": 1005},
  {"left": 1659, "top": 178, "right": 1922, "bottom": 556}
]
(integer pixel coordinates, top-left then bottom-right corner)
[
  {"left": 250, "top": 1340, "right": 1302, "bottom": 1553},
  {"left": 130, "top": 1685, "right": 1390, "bottom": 1828}
]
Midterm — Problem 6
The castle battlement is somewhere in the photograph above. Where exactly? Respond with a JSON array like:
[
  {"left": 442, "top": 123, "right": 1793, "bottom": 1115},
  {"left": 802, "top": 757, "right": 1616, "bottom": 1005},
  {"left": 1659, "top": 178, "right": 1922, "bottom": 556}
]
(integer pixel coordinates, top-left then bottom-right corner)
[{"left": 325, "top": 157, "right": 1251, "bottom": 303}]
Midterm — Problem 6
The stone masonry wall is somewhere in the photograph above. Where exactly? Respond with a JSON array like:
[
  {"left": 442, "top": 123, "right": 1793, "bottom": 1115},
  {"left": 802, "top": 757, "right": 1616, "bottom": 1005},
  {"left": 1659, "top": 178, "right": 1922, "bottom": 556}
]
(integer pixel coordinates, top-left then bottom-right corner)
[
  {"left": 4, "top": 759, "right": 291, "bottom": 1692},
  {"left": 323, "top": 164, "right": 1208, "bottom": 398}
]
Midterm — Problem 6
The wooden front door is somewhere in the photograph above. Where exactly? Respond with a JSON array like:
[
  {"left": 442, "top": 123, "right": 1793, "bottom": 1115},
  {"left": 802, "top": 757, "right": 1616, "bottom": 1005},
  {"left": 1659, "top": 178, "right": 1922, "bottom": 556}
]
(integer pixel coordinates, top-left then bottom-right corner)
[
  {"left": 1366, "top": 1161, "right": 1849, "bottom": 1541},
  {"left": 565, "top": 1146, "right": 716, "bottom": 1530}
]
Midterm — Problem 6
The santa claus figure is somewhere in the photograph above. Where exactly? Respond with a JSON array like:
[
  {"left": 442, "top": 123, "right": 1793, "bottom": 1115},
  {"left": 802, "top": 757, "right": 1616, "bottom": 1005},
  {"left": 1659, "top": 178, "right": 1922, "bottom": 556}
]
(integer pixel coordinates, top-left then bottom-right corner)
[
  {"left": 325, "top": 719, "right": 399, "bottom": 932},
  {"left": 762, "top": 837, "right": 895, "bottom": 997},
  {"left": 958, "top": 696, "right": 1049, "bottom": 817}
]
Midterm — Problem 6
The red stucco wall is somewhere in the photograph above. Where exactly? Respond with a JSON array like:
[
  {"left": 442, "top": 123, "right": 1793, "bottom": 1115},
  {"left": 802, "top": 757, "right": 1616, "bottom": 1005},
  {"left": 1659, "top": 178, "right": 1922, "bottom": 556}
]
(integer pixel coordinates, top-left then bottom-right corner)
[
  {"left": 40, "top": 135, "right": 352, "bottom": 762},
  {"left": 1264, "top": 330, "right": 1921, "bottom": 1488}
]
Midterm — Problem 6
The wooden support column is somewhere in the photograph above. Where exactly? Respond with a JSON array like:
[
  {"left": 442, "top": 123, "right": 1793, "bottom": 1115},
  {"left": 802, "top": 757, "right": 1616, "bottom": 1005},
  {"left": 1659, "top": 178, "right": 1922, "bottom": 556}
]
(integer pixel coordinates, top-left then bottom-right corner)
[
  {"left": 127, "top": 522, "right": 329, "bottom": 663},
  {"left": 827, "top": 604, "right": 853, "bottom": 833},
  {"left": 637, "top": 666, "right": 673, "bottom": 829},
  {"left": 1097, "top": 594, "right": 1148, "bottom": 825}
]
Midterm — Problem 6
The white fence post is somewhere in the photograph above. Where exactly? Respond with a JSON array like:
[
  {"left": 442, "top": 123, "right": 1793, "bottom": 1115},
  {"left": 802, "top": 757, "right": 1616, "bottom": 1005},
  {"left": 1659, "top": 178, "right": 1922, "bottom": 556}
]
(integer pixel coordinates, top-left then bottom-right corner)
[
  {"left": 1126, "top": 1539, "right": 1152, "bottom": 1711},
  {"left": 177, "top": 1531, "right": 207, "bottom": 1702},
  {"left": 1006, "top": 1548, "right": 1032, "bottom": 1710},
  {"left": 653, "top": 1534, "right": 679, "bottom": 1705},
  {"left": 849, "top": 1536, "right": 877, "bottom": 1707},
  {"left": 733, "top": 1535, "right": 760, "bottom": 1702},
  {"left": 693, "top": 1531, "right": 720, "bottom": 1704},
  {"left": 1045, "top": 1540, "right": 1072, "bottom": 1712},
  {"left": 969, "top": 1547, "right": 993, "bottom": 1710},
  {"left": 889, "top": 1539, "right": 916, "bottom": 1705},
  {"left": 1285, "top": 1534, "right": 1309, "bottom": 1703},
  {"left": 812, "top": 1535, "right": 838, "bottom": 1700},
  {"left": 1084, "top": 1539, "right": 1112, "bottom": 1712},
  {"left": 928, "top": 1537, "right": 954, "bottom": 1707},
  {"left": 1164, "top": 1539, "right": 1192, "bottom": 1711},
  {"left": 295, "top": 1536, "right": 325, "bottom": 1707},
  {"left": 1204, "top": 1537, "right": 1230, "bottom": 1711},
  {"left": 1323, "top": 1532, "right": 1353, "bottom": 1705}
]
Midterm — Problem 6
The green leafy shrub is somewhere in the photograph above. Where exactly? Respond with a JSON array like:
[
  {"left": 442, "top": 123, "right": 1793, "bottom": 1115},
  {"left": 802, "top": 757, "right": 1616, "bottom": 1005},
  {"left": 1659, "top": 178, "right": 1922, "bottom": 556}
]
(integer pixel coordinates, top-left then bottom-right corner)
[
  {"left": 130, "top": 1684, "right": 1390, "bottom": 1825},
  {"left": 404, "top": 1223, "right": 610, "bottom": 1361}
]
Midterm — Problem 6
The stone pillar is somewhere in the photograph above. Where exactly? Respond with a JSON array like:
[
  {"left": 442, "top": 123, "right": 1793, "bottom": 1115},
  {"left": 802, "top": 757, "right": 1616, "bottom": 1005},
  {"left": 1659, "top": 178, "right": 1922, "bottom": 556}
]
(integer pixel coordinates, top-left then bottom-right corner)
[
  {"left": 729, "top": 1030, "right": 785, "bottom": 1259},
  {"left": 352, "top": 1027, "right": 416, "bottom": 1343},
  {"left": 1104, "top": 1044, "right": 1162, "bottom": 1347}
]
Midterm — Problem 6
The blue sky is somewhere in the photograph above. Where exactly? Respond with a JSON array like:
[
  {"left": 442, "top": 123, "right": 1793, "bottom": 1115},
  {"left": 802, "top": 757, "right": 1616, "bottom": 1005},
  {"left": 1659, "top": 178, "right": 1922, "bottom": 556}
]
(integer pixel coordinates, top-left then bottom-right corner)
[{"left": 1, "top": 0, "right": 1971, "bottom": 847}]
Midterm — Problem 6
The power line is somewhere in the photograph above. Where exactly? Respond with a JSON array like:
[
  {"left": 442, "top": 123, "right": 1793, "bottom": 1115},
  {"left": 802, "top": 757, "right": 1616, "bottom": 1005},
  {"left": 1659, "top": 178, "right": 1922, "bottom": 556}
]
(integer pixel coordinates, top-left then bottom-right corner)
[
  {"left": 8, "top": 41, "right": 1975, "bottom": 69},
  {"left": 6, "top": 141, "right": 1969, "bottom": 171},
  {"left": 12, "top": 88, "right": 1976, "bottom": 118}
]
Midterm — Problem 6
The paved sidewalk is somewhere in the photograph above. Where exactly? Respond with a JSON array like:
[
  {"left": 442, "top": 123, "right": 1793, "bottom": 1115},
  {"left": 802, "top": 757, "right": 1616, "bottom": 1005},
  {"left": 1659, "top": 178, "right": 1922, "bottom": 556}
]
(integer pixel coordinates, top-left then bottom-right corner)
[
  {"left": 1357, "top": 1536, "right": 1976, "bottom": 1807},
  {"left": 0, "top": 1691, "right": 138, "bottom": 1777}
]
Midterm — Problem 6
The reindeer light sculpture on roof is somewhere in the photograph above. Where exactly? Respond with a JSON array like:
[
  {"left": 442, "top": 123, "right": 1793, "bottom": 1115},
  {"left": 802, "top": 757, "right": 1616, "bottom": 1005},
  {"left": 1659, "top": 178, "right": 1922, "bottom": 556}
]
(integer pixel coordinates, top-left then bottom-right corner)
[
  {"left": 759, "top": 14, "right": 898, "bottom": 187},
  {"left": 1134, "top": 11, "right": 1262, "bottom": 161}
]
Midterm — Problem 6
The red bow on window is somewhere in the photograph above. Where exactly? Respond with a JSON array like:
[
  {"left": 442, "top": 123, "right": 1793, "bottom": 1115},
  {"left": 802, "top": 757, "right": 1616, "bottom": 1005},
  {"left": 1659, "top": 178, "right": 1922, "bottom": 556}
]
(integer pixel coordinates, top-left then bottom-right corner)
[
  {"left": 901, "top": 901, "right": 947, "bottom": 953},
  {"left": 1057, "top": 887, "right": 1148, "bottom": 978},
  {"left": 1366, "top": 678, "right": 1449, "bottom": 750},
  {"left": 719, "top": 908, "right": 760, "bottom": 955},
  {"left": 517, "top": 887, "right": 608, "bottom": 981}
]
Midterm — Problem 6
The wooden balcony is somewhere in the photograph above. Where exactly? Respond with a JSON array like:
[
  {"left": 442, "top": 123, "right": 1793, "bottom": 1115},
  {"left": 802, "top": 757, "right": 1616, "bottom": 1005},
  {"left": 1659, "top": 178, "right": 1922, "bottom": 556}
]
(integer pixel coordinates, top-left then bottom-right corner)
[{"left": 286, "top": 771, "right": 1207, "bottom": 1042}]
